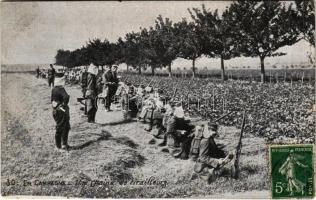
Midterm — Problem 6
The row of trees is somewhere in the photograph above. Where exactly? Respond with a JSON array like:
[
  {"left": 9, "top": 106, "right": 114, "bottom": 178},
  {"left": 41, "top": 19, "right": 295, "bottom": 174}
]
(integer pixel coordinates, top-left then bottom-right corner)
[{"left": 55, "top": 0, "right": 315, "bottom": 82}]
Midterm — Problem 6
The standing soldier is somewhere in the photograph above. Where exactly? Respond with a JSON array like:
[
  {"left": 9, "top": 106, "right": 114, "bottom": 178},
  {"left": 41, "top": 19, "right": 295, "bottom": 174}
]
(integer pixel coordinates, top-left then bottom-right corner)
[
  {"left": 47, "top": 64, "right": 56, "bottom": 89},
  {"left": 36, "top": 66, "right": 40, "bottom": 78},
  {"left": 86, "top": 64, "right": 98, "bottom": 123},
  {"left": 112, "top": 65, "right": 119, "bottom": 94},
  {"left": 51, "top": 75, "right": 70, "bottom": 151},
  {"left": 80, "top": 66, "right": 88, "bottom": 98},
  {"left": 80, "top": 66, "right": 88, "bottom": 115},
  {"left": 102, "top": 65, "right": 117, "bottom": 112}
]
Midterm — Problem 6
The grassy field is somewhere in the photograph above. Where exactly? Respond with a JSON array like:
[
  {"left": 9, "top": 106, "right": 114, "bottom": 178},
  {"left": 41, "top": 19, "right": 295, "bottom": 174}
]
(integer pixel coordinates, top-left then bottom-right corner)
[{"left": 1, "top": 72, "right": 269, "bottom": 198}]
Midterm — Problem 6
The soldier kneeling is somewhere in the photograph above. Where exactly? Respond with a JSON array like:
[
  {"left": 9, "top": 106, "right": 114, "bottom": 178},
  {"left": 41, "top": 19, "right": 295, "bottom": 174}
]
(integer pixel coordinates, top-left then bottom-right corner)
[
  {"left": 159, "top": 102, "right": 194, "bottom": 159},
  {"left": 191, "top": 123, "right": 234, "bottom": 182}
]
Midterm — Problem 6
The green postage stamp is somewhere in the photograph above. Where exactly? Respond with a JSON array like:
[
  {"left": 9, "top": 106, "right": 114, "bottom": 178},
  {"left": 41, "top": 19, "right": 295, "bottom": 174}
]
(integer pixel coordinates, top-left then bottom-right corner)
[{"left": 269, "top": 145, "right": 314, "bottom": 198}]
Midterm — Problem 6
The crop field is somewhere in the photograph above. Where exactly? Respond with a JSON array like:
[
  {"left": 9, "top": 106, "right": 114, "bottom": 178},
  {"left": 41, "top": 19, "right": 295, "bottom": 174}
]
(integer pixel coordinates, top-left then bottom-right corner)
[
  {"left": 120, "top": 73, "right": 315, "bottom": 144},
  {"left": 127, "top": 68, "right": 315, "bottom": 82}
]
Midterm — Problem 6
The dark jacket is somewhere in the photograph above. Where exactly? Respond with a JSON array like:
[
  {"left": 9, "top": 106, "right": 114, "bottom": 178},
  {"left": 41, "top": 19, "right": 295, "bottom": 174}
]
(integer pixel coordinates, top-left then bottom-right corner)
[
  {"left": 51, "top": 86, "right": 69, "bottom": 106},
  {"left": 199, "top": 137, "right": 225, "bottom": 159},
  {"left": 102, "top": 70, "right": 117, "bottom": 85},
  {"left": 80, "top": 72, "right": 88, "bottom": 88},
  {"left": 86, "top": 73, "right": 97, "bottom": 97},
  {"left": 113, "top": 71, "right": 119, "bottom": 84},
  {"left": 48, "top": 68, "right": 55, "bottom": 79}
]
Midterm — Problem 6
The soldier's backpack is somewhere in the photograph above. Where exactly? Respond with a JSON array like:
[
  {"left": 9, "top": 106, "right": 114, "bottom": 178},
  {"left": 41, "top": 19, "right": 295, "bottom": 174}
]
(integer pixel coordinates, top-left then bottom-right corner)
[{"left": 189, "top": 125, "right": 205, "bottom": 160}]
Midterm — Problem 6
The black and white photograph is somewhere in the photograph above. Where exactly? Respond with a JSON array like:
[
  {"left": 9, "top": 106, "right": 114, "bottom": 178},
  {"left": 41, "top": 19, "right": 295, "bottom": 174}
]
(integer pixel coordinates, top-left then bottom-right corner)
[{"left": 1, "top": 1, "right": 315, "bottom": 198}]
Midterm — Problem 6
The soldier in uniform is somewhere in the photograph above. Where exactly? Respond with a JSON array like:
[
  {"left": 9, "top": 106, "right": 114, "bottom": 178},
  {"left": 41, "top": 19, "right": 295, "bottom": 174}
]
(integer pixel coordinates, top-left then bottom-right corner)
[
  {"left": 141, "top": 89, "right": 165, "bottom": 132},
  {"left": 192, "top": 123, "right": 234, "bottom": 182},
  {"left": 112, "top": 65, "right": 119, "bottom": 94},
  {"left": 156, "top": 102, "right": 194, "bottom": 158},
  {"left": 102, "top": 65, "right": 118, "bottom": 111},
  {"left": 36, "top": 67, "right": 40, "bottom": 78},
  {"left": 79, "top": 67, "right": 88, "bottom": 115},
  {"left": 86, "top": 64, "right": 98, "bottom": 123},
  {"left": 80, "top": 66, "right": 88, "bottom": 98},
  {"left": 51, "top": 75, "right": 70, "bottom": 150},
  {"left": 47, "top": 64, "right": 56, "bottom": 88}
]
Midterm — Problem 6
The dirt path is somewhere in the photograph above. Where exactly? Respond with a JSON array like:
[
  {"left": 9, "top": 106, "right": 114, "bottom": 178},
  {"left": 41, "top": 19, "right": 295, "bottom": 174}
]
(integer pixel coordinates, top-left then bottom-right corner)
[{"left": 1, "top": 73, "right": 269, "bottom": 198}]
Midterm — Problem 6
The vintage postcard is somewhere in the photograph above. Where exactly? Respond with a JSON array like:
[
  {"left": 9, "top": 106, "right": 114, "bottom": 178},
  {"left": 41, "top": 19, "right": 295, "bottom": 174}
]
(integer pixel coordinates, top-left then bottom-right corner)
[{"left": 1, "top": 1, "right": 315, "bottom": 199}]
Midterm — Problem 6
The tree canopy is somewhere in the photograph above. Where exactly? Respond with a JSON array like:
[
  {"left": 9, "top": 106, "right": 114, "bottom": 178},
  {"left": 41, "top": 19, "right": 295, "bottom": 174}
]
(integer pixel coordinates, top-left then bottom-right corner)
[{"left": 55, "top": 0, "right": 314, "bottom": 81}]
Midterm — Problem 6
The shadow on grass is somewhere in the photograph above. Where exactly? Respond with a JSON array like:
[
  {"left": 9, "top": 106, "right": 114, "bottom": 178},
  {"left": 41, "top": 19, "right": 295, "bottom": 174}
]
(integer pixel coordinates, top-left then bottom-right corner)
[
  {"left": 98, "top": 118, "right": 136, "bottom": 126},
  {"left": 111, "top": 136, "right": 139, "bottom": 149},
  {"left": 71, "top": 130, "right": 139, "bottom": 150},
  {"left": 71, "top": 130, "right": 112, "bottom": 150}
]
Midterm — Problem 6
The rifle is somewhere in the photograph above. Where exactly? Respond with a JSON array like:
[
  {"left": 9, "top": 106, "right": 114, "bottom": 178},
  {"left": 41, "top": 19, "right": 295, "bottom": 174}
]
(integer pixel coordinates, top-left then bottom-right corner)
[
  {"left": 151, "top": 80, "right": 157, "bottom": 87},
  {"left": 171, "top": 80, "right": 182, "bottom": 100},
  {"left": 211, "top": 111, "right": 234, "bottom": 123},
  {"left": 147, "top": 78, "right": 154, "bottom": 87},
  {"left": 123, "top": 75, "right": 129, "bottom": 82},
  {"left": 232, "top": 110, "right": 246, "bottom": 179},
  {"left": 153, "top": 79, "right": 161, "bottom": 88}
]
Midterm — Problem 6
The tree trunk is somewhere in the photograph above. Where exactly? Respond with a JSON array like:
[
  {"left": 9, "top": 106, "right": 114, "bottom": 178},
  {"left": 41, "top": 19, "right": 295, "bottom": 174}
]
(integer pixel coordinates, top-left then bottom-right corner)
[
  {"left": 126, "top": 65, "right": 129, "bottom": 72},
  {"left": 260, "top": 56, "right": 266, "bottom": 83},
  {"left": 220, "top": 56, "right": 226, "bottom": 81},
  {"left": 151, "top": 66, "right": 155, "bottom": 76},
  {"left": 192, "top": 58, "right": 196, "bottom": 78},
  {"left": 168, "top": 64, "right": 172, "bottom": 77}
]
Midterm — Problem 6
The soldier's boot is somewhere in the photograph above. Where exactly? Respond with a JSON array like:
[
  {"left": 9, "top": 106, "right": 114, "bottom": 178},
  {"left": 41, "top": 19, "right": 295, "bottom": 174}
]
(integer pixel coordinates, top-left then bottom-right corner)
[
  {"left": 61, "top": 145, "right": 70, "bottom": 151},
  {"left": 153, "top": 127, "right": 165, "bottom": 139},
  {"left": 173, "top": 141, "right": 188, "bottom": 159},
  {"left": 170, "top": 147, "right": 182, "bottom": 158},
  {"left": 148, "top": 138, "right": 156, "bottom": 145},
  {"left": 158, "top": 134, "right": 167, "bottom": 147},
  {"left": 200, "top": 167, "right": 212, "bottom": 182},
  {"left": 144, "top": 125, "right": 152, "bottom": 132},
  {"left": 190, "top": 172, "right": 199, "bottom": 180},
  {"left": 207, "top": 168, "right": 220, "bottom": 183},
  {"left": 193, "top": 162, "right": 207, "bottom": 173},
  {"left": 173, "top": 150, "right": 182, "bottom": 158},
  {"left": 55, "top": 147, "right": 64, "bottom": 153}
]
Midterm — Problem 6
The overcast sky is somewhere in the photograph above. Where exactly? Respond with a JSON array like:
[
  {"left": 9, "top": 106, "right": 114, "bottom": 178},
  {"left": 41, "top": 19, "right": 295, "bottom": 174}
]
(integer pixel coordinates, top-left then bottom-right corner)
[{"left": 1, "top": 1, "right": 314, "bottom": 68}]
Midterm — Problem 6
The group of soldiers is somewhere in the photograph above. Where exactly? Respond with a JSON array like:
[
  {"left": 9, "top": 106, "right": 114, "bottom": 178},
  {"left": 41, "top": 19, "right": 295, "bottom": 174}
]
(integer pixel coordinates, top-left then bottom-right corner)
[
  {"left": 35, "top": 65, "right": 53, "bottom": 79},
  {"left": 79, "top": 64, "right": 119, "bottom": 122},
  {"left": 102, "top": 69, "right": 235, "bottom": 181},
  {"left": 47, "top": 63, "right": 235, "bottom": 182}
]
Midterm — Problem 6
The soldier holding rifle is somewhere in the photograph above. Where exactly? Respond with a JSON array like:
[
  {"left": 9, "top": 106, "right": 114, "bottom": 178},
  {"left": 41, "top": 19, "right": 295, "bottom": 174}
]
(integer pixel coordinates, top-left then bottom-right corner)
[
  {"left": 192, "top": 123, "right": 234, "bottom": 182},
  {"left": 190, "top": 111, "right": 237, "bottom": 182},
  {"left": 102, "top": 65, "right": 119, "bottom": 112}
]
